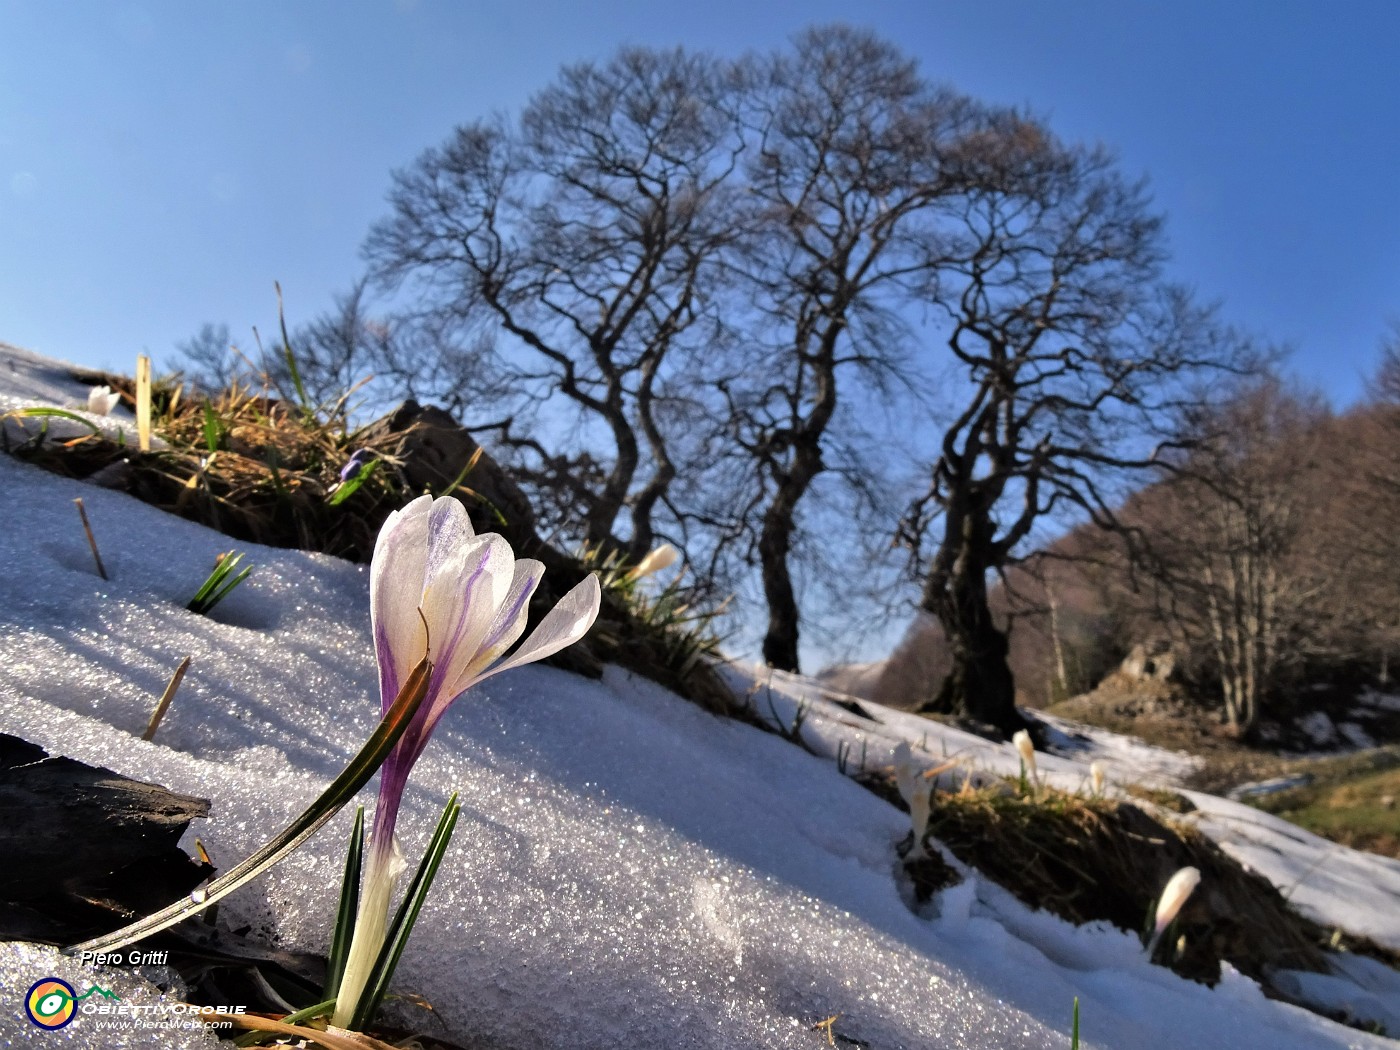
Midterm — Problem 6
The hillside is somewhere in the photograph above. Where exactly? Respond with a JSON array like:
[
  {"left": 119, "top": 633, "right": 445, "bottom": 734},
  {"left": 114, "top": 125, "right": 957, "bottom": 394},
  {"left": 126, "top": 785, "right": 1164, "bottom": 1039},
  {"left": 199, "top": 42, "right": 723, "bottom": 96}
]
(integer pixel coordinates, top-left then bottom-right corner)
[{"left": 2, "top": 342, "right": 1399, "bottom": 1048}]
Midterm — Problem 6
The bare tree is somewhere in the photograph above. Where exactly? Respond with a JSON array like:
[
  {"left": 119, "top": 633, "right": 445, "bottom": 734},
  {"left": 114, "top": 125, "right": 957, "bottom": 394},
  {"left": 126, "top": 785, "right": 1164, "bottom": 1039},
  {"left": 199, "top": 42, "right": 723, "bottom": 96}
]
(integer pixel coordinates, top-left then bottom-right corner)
[
  {"left": 898, "top": 128, "right": 1233, "bottom": 737},
  {"left": 172, "top": 322, "right": 241, "bottom": 391},
  {"left": 728, "top": 25, "right": 991, "bottom": 672},
  {"left": 1137, "top": 378, "right": 1330, "bottom": 733},
  {"left": 364, "top": 47, "right": 743, "bottom": 561}
]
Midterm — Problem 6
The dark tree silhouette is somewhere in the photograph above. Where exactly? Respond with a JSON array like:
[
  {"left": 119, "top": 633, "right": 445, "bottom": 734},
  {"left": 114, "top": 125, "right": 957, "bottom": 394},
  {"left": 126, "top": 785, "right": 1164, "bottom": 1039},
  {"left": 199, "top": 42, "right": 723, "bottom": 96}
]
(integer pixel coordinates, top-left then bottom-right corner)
[
  {"left": 730, "top": 25, "right": 993, "bottom": 672},
  {"left": 364, "top": 47, "right": 743, "bottom": 561},
  {"left": 899, "top": 131, "right": 1233, "bottom": 737}
]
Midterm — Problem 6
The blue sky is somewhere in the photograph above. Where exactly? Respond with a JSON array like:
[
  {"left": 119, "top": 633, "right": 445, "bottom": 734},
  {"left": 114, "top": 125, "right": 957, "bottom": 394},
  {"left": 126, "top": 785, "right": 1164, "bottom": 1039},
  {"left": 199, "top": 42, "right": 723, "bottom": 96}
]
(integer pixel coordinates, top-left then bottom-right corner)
[{"left": 3, "top": 1, "right": 1398, "bottom": 408}]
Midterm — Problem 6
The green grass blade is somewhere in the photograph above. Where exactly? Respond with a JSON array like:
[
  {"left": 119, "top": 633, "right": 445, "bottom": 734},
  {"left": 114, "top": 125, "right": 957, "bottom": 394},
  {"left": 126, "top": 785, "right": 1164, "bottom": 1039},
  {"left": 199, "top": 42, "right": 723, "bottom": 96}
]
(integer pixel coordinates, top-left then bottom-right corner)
[
  {"left": 275, "top": 281, "right": 314, "bottom": 418},
  {"left": 1071, "top": 995, "right": 1080, "bottom": 1049},
  {"left": 202, "top": 403, "right": 223, "bottom": 453},
  {"left": 187, "top": 552, "right": 237, "bottom": 609},
  {"left": 202, "top": 564, "right": 253, "bottom": 612},
  {"left": 16, "top": 407, "right": 102, "bottom": 434},
  {"left": 64, "top": 656, "right": 433, "bottom": 959},
  {"left": 323, "top": 806, "right": 365, "bottom": 1001},
  {"left": 351, "top": 793, "right": 462, "bottom": 1031},
  {"left": 188, "top": 553, "right": 249, "bottom": 614}
]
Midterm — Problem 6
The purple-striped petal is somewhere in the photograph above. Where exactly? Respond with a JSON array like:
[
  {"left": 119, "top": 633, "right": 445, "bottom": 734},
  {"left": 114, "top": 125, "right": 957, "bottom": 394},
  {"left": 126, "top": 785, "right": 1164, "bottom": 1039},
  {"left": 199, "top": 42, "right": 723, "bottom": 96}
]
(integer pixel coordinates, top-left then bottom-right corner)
[
  {"left": 472, "top": 574, "right": 601, "bottom": 685},
  {"left": 369, "top": 495, "right": 433, "bottom": 713}
]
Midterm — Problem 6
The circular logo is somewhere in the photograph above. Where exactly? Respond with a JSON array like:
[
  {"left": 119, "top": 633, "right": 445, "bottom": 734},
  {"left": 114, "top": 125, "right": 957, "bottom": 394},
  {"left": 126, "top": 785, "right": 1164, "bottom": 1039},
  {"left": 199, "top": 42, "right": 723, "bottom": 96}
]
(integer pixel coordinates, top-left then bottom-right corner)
[{"left": 25, "top": 978, "right": 77, "bottom": 1029}]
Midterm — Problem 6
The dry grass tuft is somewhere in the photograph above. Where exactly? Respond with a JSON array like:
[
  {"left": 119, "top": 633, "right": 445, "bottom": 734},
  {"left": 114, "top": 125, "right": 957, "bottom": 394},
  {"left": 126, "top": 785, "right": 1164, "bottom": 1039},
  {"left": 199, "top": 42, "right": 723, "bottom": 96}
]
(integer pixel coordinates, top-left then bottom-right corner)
[{"left": 920, "top": 783, "right": 1329, "bottom": 986}]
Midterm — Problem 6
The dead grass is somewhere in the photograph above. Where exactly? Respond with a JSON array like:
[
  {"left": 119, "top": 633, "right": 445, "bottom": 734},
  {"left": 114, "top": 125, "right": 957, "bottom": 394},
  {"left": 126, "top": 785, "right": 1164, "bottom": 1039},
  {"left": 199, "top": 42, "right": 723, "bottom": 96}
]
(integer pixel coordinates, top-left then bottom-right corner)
[{"left": 6, "top": 369, "right": 418, "bottom": 561}]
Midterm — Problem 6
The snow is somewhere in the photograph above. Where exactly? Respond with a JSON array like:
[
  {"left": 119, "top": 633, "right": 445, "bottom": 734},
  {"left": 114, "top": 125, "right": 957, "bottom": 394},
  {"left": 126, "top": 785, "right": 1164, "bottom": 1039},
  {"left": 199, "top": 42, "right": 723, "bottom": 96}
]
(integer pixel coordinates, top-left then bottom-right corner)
[
  {"left": 1184, "top": 790, "right": 1400, "bottom": 949},
  {"left": 1300, "top": 711, "right": 1341, "bottom": 747},
  {"left": 2, "top": 343, "right": 1398, "bottom": 1048},
  {"left": 1, "top": 341, "right": 160, "bottom": 450}
]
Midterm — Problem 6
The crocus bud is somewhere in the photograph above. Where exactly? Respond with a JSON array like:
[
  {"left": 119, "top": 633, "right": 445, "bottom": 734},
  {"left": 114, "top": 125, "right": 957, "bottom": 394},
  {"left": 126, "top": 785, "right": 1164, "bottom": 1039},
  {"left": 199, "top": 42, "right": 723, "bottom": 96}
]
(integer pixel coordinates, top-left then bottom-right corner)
[
  {"left": 625, "top": 543, "right": 679, "bottom": 582},
  {"left": 1090, "top": 761, "right": 1106, "bottom": 797},
  {"left": 893, "top": 742, "right": 931, "bottom": 856},
  {"left": 88, "top": 385, "right": 121, "bottom": 416},
  {"left": 1012, "top": 730, "right": 1037, "bottom": 785},
  {"left": 1147, "top": 866, "right": 1201, "bottom": 959}
]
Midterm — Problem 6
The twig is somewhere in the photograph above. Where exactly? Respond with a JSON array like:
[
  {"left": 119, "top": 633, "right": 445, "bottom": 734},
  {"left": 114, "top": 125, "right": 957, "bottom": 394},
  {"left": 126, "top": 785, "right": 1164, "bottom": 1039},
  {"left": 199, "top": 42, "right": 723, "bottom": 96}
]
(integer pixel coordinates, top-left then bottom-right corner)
[
  {"left": 143, "top": 656, "right": 191, "bottom": 741},
  {"left": 72, "top": 498, "right": 108, "bottom": 580}
]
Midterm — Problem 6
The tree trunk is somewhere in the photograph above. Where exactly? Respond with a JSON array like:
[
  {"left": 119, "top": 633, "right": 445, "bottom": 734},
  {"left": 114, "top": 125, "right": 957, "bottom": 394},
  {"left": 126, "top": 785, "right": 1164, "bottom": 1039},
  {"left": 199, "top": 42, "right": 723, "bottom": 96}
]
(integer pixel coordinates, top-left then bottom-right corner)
[
  {"left": 917, "top": 512, "right": 1027, "bottom": 739},
  {"left": 584, "top": 403, "right": 640, "bottom": 554},
  {"left": 924, "top": 592, "right": 1024, "bottom": 738},
  {"left": 759, "top": 475, "right": 803, "bottom": 672},
  {"left": 757, "top": 356, "right": 836, "bottom": 674}
]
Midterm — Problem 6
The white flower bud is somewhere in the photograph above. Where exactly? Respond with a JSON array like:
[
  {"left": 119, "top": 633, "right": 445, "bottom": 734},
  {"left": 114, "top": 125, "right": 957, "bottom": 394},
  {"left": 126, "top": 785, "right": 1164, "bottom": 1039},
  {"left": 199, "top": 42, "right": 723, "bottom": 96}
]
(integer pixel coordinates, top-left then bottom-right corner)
[
  {"left": 88, "top": 385, "right": 121, "bottom": 416},
  {"left": 1153, "top": 866, "right": 1201, "bottom": 938},
  {"left": 625, "top": 543, "right": 679, "bottom": 582}
]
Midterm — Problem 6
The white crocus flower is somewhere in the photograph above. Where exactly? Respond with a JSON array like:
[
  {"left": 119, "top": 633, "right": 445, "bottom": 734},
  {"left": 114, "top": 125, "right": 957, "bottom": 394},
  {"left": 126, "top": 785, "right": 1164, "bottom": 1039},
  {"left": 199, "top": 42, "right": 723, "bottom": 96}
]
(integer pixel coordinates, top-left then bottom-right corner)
[
  {"left": 1090, "top": 761, "right": 1106, "bottom": 798},
  {"left": 625, "top": 542, "right": 679, "bottom": 582},
  {"left": 333, "top": 495, "right": 601, "bottom": 1028},
  {"left": 1148, "top": 866, "right": 1201, "bottom": 956},
  {"left": 87, "top": 385, "right": 121, "bottom": 416},
  {"left": 1012, "top": 729, "right": 1038, "bottom": 788},
  {"left": 893, "top": 742, "right": 931, "bottom": 857}
]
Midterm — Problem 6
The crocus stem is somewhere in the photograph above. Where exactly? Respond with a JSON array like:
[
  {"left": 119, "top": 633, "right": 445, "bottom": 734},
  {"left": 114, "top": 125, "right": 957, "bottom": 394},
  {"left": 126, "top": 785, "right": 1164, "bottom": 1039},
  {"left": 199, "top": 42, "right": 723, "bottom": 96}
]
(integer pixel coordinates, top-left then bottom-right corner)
[{"left": 331, "top": 818, "right": 403, "bottom": 1029}]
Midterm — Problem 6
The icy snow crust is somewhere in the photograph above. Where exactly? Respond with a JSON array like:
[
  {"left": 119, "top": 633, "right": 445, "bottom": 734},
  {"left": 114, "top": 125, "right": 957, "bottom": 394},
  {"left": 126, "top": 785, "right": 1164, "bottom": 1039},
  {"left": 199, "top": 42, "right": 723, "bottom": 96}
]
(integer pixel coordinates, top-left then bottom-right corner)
[{"left": 1, "top": 347, "right": 1398, "bottom": 1048}]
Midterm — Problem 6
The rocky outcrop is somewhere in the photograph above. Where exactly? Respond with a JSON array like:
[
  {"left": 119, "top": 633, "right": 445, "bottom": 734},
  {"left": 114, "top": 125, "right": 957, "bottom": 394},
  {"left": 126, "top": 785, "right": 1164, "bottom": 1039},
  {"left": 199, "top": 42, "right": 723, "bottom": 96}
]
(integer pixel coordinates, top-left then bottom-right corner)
[
  {"left": 1119, "top": 641, "right": 1178, "bottom": 683},
  {"left": 358, "top": 400, "right": 540, "bottom": 551}
]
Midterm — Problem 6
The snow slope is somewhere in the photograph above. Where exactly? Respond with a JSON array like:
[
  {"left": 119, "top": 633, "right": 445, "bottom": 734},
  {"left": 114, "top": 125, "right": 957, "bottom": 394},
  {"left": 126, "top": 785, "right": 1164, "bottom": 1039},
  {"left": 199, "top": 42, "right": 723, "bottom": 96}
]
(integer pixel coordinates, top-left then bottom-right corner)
[{"left": 1, "top": 343, "right": 1397, "bottom": 1048}]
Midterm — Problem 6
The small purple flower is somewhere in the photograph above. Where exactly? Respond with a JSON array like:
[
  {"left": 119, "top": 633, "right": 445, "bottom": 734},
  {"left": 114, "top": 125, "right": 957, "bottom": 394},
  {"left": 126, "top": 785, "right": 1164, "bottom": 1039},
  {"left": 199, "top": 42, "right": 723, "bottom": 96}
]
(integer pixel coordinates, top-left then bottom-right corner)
[
  {"left": 338, "top": 448, "right": 376, "bottom": 483},
  {"left": 333, "top": 494, "right": 600, "bottom": 1026}
]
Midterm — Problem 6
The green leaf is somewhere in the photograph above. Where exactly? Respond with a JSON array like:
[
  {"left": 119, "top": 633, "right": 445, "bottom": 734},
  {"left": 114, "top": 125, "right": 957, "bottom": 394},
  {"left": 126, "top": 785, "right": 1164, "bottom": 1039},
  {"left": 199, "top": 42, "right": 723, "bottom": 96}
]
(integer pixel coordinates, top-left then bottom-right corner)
[
  {"left": 64, "top": 656, "right": 434, "bottom": 959},
  {"left": 351, "top": 793, "right": 462, "bottom": 1031},
  {"left": 202, "top": 403, "right": 224, "bottom": 453},
  {"left": 275, "top": 281, "right": 314, "bottom": 419},
  {"left": 187, "top": 552, "right": 253, "bottom": 615},
  {"left": 1071, "top": 995, "right": 1080, "bottom": 1049},
  {"left": 323, "top": 806, "right": 365, "bottom": 1001},
  {"left": 15, "top": 407, "right": 102, "bottom": 434}
]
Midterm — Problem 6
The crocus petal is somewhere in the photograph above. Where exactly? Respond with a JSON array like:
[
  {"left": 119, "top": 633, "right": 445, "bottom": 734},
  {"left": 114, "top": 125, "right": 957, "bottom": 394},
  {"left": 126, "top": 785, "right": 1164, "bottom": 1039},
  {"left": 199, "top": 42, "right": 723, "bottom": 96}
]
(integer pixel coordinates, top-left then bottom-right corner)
[
  {"left": 422, "top": 533, "right": 515, "bottom": 715},
  {"left": 370, "top": 496, "right": 434, "bottom": 711},
  {"left": 423, "top": 495, "right": 476, "bottom": 573},
  {"left": 472, "top": 573, "right": 601, "bottom": 685},
  {"left": 87, "top": 385, "right": 121, "bottom": 416},
  {"left": 1012, "top": 730, "right": 1037, "bottom": 782},
  {"left": 449, "top": 558, "right": 545, "bottom": 693},
  {"left": 1154, "top": 866, "right": 1201, "bottom": 934},
  {"left": 892, "top": 741, "right": 918, "bottom": 806},
  {"left": 626, "top": 543, "right": 679, "bottom": 581}
]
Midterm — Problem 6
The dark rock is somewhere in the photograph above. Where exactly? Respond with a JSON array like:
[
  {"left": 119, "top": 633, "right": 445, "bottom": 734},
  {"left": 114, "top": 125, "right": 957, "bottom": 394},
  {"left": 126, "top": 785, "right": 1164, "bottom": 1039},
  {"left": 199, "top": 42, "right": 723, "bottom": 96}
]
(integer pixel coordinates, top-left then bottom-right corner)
[
  {"left": 0, "top": 734, "right": 213, "bottom": 945},
  {"left": 358, "top": 400, "right": 539, "bottom": 547}
]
